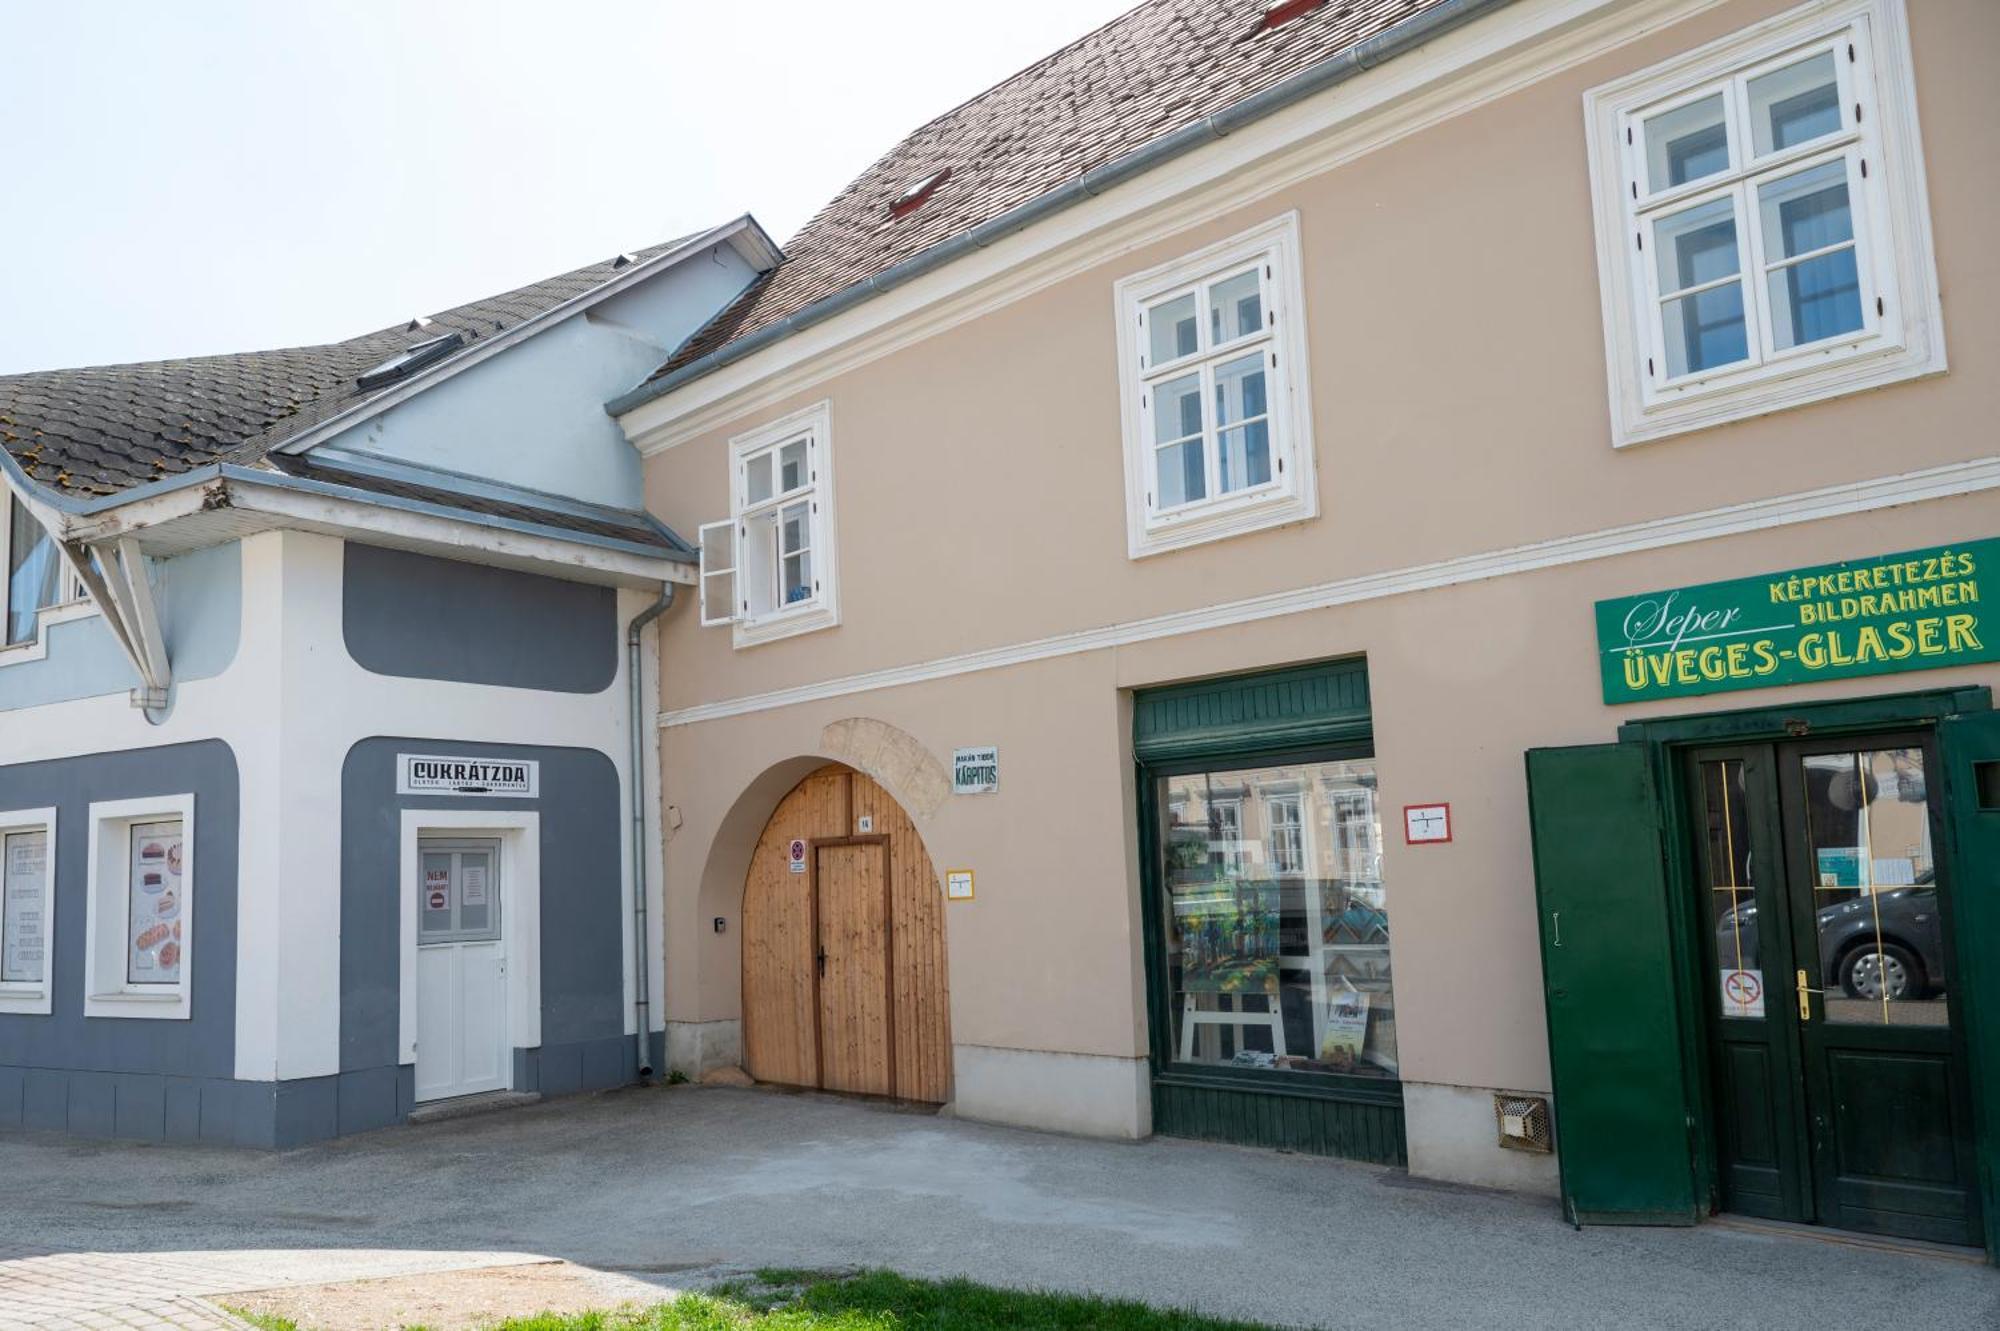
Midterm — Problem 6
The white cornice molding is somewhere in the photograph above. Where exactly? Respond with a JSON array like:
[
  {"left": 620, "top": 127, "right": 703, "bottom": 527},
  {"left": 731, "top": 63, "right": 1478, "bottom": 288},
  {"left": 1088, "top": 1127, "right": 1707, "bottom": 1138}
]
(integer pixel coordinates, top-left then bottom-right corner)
[
  {"left": 659, "top": 456, "right": 2000, "bottom": 727},
  {"left": 621, "top": 0, "right": 1729, "bottom": 455}
]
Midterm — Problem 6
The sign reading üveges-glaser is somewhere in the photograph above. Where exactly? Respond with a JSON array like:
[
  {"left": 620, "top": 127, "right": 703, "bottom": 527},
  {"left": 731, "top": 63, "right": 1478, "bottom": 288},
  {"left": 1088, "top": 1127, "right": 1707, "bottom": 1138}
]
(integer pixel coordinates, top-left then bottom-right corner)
[
  {"left": 397, "top": 753, "right": 540, "bottom": 797},
  {"left": 1597, "top": 540, "right": 1997, "bottom": 704}
]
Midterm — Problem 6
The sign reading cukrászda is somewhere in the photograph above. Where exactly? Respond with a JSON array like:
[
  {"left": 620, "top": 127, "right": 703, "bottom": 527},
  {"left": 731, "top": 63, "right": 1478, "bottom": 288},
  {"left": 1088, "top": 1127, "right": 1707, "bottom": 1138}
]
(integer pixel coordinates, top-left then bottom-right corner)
[
  {"left": 397, "top": 754, "right": 540, "bottom": 797},
  {"left": 1597, "top": 540, "right": 1996, "bottom": 704}
]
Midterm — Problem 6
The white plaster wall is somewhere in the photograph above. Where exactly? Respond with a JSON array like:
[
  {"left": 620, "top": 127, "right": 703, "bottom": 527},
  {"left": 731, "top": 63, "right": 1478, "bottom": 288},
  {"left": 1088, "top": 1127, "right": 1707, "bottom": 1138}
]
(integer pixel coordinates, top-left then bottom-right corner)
[
  {"left": 0, "top": 529, "right": 666, "bottom": 1082},
  {"left": 336, "top": 246, "right": 761, "bottom": 509}
]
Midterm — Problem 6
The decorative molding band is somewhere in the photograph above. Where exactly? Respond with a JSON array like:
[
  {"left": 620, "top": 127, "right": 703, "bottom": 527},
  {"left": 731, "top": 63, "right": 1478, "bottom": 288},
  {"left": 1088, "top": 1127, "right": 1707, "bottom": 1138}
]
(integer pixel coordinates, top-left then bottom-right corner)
[{"left": 660, "top": 456, "right": 2000, "bottom": 728}]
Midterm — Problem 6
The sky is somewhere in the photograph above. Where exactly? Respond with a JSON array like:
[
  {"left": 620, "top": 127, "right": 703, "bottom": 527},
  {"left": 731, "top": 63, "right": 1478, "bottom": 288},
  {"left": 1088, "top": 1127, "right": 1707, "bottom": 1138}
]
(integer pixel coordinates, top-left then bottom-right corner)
[{"left": 0, "top": 0, "right": 1136, "bottom": 375}]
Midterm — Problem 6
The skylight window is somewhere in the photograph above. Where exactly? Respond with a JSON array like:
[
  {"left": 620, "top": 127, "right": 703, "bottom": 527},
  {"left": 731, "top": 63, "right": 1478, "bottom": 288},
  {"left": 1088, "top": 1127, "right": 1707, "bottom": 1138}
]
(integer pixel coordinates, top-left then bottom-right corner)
[
  {"left": 889, "top": 167, "right": 952, "bottom": 219},
  {"left": 1258, "top": 0, "right": 1328, "bottom": 33},
  {"left": 356, "top": 332, "right": 464, "bottom": 391}
]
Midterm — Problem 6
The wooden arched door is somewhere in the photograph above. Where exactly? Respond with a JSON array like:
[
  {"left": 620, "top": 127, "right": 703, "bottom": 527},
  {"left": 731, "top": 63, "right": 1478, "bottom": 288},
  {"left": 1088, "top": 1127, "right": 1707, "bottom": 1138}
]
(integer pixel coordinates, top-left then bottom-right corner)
[{"left": 741, "top": 764, "right": 952, "bottom": 1102}]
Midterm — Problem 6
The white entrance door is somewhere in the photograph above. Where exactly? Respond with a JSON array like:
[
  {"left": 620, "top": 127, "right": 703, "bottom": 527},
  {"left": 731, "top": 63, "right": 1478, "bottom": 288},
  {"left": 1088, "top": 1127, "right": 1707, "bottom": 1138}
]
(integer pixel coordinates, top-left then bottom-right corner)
[{"left": 415, "top": 838, "right": 509, "bottom": 1102}]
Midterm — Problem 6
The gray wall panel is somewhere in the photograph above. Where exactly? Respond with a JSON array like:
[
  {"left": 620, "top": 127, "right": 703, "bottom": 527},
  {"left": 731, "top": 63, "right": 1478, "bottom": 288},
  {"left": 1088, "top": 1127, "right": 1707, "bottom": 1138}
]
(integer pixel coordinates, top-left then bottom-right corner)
[
  {"left": 342, "top": 544, "right": 617, "bottom": 694},
  {"left": 0, "top": 741, "right": 239, "bottom": 1079},
  {"left": 339, "top": 738, "right": 627, "bottom": 1100}
]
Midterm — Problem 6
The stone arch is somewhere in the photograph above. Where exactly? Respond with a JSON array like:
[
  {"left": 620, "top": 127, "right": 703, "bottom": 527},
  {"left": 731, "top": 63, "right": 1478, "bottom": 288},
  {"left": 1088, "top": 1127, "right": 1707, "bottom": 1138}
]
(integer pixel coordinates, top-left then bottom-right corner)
[{"left": 818, "top": 717, "right": 951, "bottom": 821}]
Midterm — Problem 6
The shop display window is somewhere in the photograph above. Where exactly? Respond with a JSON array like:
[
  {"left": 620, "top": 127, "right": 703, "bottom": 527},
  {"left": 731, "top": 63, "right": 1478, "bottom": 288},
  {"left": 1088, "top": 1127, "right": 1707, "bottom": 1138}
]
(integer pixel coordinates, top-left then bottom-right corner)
[
  {"left": 0, "top": 808, "right": 55, "bottom": 1014},
  {"left": 1156, "top": 757, "right": 1396, "bottom": 1077},
  {"left": 83, "top": 793, "right": 194, "bottom": 1020}
]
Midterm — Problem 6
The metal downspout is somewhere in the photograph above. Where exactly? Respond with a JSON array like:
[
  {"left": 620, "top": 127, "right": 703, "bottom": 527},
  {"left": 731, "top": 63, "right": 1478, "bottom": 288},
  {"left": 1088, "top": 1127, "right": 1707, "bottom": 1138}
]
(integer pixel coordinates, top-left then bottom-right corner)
[{"left": 626, "top": 583, "right": 676, "bottom": 1079}]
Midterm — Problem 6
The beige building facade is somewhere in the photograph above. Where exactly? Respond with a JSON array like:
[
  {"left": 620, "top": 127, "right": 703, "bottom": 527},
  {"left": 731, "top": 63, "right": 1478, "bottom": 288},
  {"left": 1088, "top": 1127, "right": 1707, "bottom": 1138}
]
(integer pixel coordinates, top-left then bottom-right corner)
[{"left": 620, "top": 0, "right": 2000, "bottom": 1241}]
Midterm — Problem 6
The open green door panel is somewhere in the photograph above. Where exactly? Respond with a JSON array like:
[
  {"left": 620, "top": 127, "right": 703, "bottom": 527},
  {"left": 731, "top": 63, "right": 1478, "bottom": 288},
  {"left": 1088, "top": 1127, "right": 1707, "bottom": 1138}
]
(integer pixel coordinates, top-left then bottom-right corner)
[
  {"left": 1526, "top": 743, "right": 1699, "bottom": 1226},
  {"left": 1938, "top": 709, "right": 2000, "bottom": 1257}
]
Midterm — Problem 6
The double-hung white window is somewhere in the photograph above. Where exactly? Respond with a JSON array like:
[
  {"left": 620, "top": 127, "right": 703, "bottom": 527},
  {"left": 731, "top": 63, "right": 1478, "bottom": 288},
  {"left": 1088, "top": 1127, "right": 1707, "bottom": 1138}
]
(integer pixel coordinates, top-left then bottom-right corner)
[
  {"left": 1586, "top": 0, "right": 1944, "bottom": 445},
  {"left": 0, "top": 807, "right": 56, "bottom": 1015},
  {"left": 1115, "top": 213, "right": 1316, "bottom": 557},
  {"left": 698, "top": 401, "right": 838, "bottom": 647}
]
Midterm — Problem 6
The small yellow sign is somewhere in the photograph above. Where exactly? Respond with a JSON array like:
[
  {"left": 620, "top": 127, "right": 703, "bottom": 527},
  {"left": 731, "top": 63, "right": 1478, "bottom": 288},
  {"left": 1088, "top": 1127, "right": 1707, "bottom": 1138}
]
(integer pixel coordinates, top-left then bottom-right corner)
[{"left": 945, "top": 869, "right": 974, "bottom": 901}]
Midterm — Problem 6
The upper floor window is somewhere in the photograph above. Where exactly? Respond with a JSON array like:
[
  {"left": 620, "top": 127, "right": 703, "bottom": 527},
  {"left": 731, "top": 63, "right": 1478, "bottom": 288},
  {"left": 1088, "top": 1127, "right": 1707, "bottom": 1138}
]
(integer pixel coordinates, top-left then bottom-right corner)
[
  {"left": 4, "top": 493, "right": 84, "bottom": 648},
  {"left": 697, "top": 401, "right": 839, "bottom": 647},
  {"left": 1115, "top": 212, "right": 1317, "bottom": 558},
  {"left": 1585, "top": 0, "right": 1943, "bottom": 446}
]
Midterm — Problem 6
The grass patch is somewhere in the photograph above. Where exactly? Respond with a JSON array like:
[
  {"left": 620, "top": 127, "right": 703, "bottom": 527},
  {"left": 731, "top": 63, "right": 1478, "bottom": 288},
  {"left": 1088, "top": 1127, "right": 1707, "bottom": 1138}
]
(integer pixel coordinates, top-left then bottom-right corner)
[{"left": 232, "top": 1269, "right": 1281, "bottom": 1330}]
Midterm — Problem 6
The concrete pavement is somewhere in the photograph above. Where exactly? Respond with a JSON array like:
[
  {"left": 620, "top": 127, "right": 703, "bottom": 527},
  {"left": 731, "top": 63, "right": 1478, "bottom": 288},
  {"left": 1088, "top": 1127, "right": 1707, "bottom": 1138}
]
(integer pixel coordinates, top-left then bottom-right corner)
[{"left": 2, "top": 1083, "right": 1994, "bottom": 1329}]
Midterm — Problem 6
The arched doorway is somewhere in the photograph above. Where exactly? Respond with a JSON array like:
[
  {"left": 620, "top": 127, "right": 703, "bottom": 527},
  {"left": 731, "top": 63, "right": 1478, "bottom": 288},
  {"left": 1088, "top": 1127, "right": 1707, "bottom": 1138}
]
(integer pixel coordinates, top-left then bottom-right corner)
[{"left": 741, "top": 763, "right": 952, "bottom": 1102}]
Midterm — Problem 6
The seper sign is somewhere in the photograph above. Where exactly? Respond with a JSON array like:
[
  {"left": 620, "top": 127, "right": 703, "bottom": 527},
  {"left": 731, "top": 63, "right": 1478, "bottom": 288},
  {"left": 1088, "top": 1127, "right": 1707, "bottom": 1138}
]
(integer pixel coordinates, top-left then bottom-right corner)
[{"left": 1596, "top": 539, "right": 1998, "bottom": 704}]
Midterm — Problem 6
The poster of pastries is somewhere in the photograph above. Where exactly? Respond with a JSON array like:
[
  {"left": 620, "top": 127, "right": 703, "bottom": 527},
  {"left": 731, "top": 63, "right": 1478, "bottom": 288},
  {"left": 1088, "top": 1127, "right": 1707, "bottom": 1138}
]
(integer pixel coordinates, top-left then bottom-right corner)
[
  {"left": 3, "top": 830, "right": 48, "bottom": 985},
  {"left": 127, "top": 820, "right": 184, "bottom": 984}
]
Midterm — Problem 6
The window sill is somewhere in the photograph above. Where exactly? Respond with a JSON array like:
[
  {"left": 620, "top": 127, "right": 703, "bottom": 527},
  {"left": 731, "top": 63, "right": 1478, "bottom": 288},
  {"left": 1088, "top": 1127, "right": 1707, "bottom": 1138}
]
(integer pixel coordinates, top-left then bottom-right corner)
[
  {"left": 0, "top": 600, "right": 100, "bottom": 668},
  {"left": 83, "top": 989, "right": 190, "bottom": 1021},
  {"left": 0, "top": 986, "right": 51, "bottom": 1016},
  {"left": 733, "top": 600, "right": 839, "bottom": 649},
  {"left": 1619, "top": 335, "right": 1945, "bottom": 447},
  {"left": 1131, "top": 485, "right": 1317, "bottom": 559}
]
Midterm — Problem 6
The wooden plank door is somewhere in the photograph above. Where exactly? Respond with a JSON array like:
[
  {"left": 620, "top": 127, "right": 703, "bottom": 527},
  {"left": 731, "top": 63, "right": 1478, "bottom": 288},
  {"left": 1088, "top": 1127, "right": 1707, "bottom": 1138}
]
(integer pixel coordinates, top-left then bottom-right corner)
[
  {"left": 741, "top": 768, "right": 846, "bottom": 1088},
  {"left": 851, "top": 772, "right": 953, "bottom": 1104},
  {"left": 814, "top": 840, "right": 893, "bottom": 1097}
]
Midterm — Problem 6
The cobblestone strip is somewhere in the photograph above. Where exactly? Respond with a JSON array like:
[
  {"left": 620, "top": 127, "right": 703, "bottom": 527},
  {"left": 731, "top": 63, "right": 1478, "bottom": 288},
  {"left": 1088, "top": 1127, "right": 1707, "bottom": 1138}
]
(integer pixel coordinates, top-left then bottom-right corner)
[{"left": 0, "top": 1246, "right": 548, "bottom": 1330}]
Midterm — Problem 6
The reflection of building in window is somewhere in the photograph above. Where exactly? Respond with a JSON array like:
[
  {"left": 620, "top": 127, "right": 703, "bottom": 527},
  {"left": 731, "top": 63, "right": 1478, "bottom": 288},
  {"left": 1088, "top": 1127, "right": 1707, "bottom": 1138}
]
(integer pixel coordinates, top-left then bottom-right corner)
[
  {"left": 1266, "top": 794, "right": 1305, "bottom": 876},
  {"left": 1211, "top": 798, "right": 1244, "bottom": 875},
  {"left": 1328, "top": 786, "right": 1380, "bottom": 902}
]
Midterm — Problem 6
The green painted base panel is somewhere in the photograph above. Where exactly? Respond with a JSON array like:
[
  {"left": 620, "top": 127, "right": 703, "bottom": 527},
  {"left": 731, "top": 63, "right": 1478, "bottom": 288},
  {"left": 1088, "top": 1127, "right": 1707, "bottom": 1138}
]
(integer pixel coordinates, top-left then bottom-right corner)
[{"left": 1152, "top": 1082, "right": 1406, "bottom": 1166}]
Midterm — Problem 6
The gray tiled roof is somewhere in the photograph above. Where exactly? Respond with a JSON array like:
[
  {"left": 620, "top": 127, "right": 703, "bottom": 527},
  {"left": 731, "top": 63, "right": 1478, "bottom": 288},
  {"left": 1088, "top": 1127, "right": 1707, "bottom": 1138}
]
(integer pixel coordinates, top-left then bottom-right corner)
[
  {"left": 653, "top": 0, "right": 1451, "bottom": 379},
  {"left": 0, "top": 240, "right": 690, "bottom": 499}
]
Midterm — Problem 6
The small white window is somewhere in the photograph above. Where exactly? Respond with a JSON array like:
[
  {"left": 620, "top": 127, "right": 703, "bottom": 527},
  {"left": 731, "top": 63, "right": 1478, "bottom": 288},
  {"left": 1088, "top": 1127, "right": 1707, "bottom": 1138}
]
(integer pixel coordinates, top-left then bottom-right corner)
[
  {"left": 0, "top": 807, "right": 56, "bottom": 1015},
  {"left": 1586, "top": 0, "right": 1944, "bottom": 445},
  {"left": 3, "top": 492, "right": 87, "bottom": 649},
  {"left": 697, "top": 401, "right": 839, "bottom": 648},
  {"left": 84, "top": 794, "right": 194, "bottom": 1020},
  {"left": 1114, "top": 212, "right": 1317, "bottom": 557}
]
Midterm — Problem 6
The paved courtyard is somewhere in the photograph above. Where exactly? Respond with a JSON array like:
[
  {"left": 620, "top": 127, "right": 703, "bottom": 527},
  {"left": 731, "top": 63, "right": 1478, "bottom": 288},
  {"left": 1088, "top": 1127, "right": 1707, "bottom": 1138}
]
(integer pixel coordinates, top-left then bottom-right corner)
[{"left": 1, "top": 1083, "right": 1994, "bottom": 1329}]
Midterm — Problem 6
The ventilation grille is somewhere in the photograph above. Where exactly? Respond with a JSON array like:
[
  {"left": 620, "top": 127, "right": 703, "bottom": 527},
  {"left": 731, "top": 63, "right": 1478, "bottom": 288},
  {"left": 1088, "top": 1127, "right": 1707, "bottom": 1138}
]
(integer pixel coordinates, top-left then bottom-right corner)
[{"left": 1493, "top": 1093, "right": 1553, "bottom": 1154}]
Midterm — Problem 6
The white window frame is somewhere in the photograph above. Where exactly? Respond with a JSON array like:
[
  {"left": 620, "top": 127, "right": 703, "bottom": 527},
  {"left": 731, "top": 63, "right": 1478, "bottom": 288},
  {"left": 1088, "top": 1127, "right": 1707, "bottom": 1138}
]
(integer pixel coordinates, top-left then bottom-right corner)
[
  {"left": 0, "top": 806, "right": 57, "bottom": 1015},
  {"left": 1586, "top": 0, "right": 1943, "bottom": 447},
  {"left": 1, "top": 489, "right": 91, "bottom": 662},
  {"left": 696, "top": 400, "right": 839, "bottom": 648},
  {"left": 83, "top": 793, "right": 195, "bottom": 1021},
  {"left": 1113, "top": 212, "right": 1317, "bottom": 558}
]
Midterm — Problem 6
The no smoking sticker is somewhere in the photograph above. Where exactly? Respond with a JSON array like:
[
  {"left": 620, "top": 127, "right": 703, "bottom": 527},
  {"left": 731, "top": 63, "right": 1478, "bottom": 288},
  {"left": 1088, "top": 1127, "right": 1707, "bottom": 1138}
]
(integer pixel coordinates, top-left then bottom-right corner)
[{"left": 1720, "top": 968, "right": 1764, "bottom": 1017}]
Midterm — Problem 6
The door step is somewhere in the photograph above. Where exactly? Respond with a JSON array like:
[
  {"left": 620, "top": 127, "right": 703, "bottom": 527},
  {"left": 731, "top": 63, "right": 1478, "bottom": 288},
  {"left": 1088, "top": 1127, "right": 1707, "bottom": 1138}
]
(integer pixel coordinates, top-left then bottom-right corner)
[
  {"left": 1710, "top": 1215, "right": 1986, "bottom": 1264},
  {"left": 408, "top": 1089, "right": 542, "bottom": 1126}
]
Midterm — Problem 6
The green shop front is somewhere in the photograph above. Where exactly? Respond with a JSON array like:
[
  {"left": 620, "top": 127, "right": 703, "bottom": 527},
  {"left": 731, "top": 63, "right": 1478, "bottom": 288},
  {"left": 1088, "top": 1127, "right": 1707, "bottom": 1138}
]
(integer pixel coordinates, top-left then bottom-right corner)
[
  {"left": 1529, "top": 539, "right": 2000, "bottom": 1258},
  {"left": 1135, "top": 659, "right": 1406, "bottom": 1165}
]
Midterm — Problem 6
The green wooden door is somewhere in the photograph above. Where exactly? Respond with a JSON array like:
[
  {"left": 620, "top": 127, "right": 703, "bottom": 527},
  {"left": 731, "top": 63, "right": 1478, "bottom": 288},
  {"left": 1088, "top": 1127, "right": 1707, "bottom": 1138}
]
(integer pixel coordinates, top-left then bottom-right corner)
[
  {"left": 1526, "top": 744, "right": 1698, "bottom": 1225},
  {"left": 1687, "top": 733, "right": 1982, "bottom": 1246},
  {"left": 1773, "top": 733, "right": 1980, "bottom": 1246},
  {"left": 1685, "top": 746, "right": 1813, "bottom": 1224},
  {"left": 1934, "top": 710, "right": 2000, "bottom": 1255}
]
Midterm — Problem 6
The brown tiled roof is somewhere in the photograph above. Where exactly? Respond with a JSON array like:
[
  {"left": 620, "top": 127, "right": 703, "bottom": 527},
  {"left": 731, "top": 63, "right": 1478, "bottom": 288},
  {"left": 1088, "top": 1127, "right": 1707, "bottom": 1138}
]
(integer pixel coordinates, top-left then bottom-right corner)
[
  {"left": 0, "top": 240, "right": 693, "bottom": 499},
  {"left": 653, "top": 0, "right": 1454, "bottom": 379}
]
